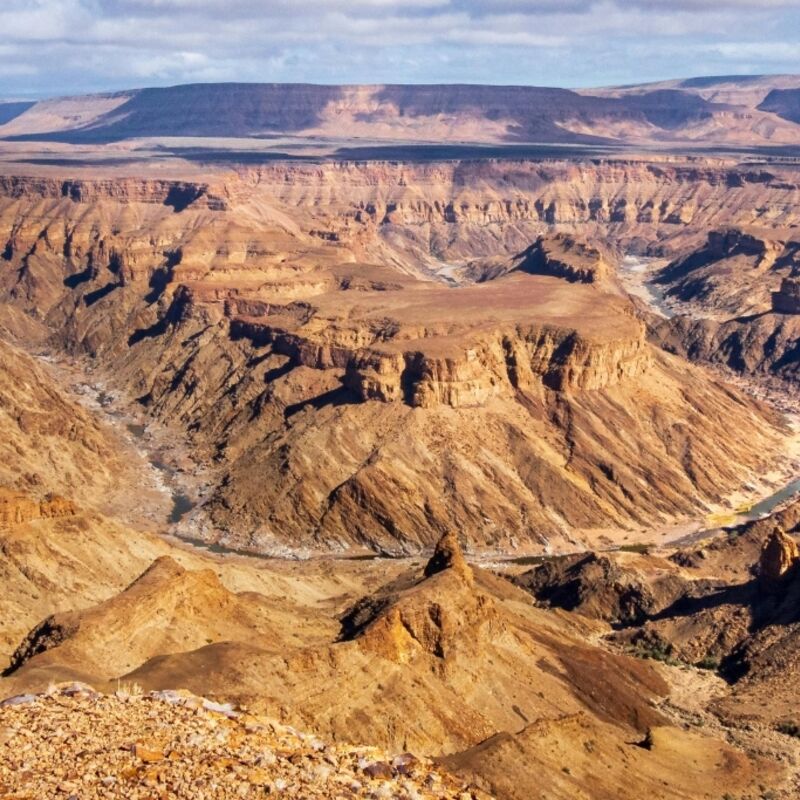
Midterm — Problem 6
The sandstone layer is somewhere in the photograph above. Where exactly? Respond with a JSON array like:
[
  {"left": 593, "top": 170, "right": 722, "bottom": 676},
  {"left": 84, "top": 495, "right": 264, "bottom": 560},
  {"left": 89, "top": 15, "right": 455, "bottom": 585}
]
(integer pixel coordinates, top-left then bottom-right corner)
[{"left": 0, "top": 163, "right": 795, "bottom": 553}]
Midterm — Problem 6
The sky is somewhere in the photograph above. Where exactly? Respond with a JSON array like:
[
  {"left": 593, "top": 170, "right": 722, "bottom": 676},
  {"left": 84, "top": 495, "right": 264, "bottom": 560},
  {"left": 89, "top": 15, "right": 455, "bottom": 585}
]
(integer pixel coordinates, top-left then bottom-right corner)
[{"left": 2, "top": 0, "right": 800, "bottom": 99}]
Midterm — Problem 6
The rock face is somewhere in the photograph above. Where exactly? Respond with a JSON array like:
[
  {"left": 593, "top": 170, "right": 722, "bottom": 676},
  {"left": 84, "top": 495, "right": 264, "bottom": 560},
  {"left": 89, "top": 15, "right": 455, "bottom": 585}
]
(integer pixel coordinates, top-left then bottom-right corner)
[
  {"left": 515, "top": 552, "right": 690, "bottom": 626},
  {"left": 0, "top": 489, "right": 76, "bottom": 528},
  {"left": 0, "top": 338, "right": 140, "bottom": 513},
  {"left": 654, "top": 227, "right": 793, "bottom": 316},
  {"left": 647, "top": 227, "right": 800, "bottom": 383},
  {"left": 759, "top": 528, "right": 800, "bottom": 586},
  {"left": 228, "top": 273, "right": 654, "bottom": 407},
  {"left": 510, "top": 233, "right": 612, "bottom": 284},
  {"left": 772, "top": 276, "right": 800, "bottom": 314},
  {"left": 759, "top": 87, "right": 800, "bottom": 125},
  {"left": 649, "top": 310, "right": 800, "bottom": 384}
]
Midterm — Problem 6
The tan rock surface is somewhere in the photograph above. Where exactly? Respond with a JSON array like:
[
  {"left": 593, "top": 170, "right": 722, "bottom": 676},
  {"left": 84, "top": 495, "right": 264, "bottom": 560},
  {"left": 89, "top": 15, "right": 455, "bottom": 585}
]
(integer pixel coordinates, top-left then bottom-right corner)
[
  {"left": 1, "top": 539, "right": 786, "bottom": 800},
  {"left": 0, "top": 338, "right": 137, "bottom": 510},
  {"left": 760, "top": 527, "right": 800, "bottom": 584},
  {"left": 1, "top": 98, "right": 800, "bottom": 800}
]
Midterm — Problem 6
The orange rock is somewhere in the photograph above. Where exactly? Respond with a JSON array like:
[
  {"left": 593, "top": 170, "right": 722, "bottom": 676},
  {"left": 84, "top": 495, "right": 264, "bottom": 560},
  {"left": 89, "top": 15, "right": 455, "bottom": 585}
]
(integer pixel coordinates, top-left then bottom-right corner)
[
  {"left": 246, "top": 768, "right": 272, "bottom": 785},
  {"left": 759, "top": 528, "right": 800, "bottom": 585},
  {"left": 120, "top": 766, "right": 141, "bottom": 780},
  {"left": 424, "top": 531, "right": 472, "bottom": 582},
  {"left": 134, "top": 743, "right": 165, "bottom": 763}
]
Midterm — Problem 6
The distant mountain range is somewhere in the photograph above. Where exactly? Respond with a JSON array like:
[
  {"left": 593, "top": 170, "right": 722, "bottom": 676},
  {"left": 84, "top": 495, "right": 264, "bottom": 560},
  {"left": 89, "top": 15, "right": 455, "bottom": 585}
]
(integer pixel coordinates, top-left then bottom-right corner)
[{"left": 1, "top": 75, "right": 800, "bottom": 149}]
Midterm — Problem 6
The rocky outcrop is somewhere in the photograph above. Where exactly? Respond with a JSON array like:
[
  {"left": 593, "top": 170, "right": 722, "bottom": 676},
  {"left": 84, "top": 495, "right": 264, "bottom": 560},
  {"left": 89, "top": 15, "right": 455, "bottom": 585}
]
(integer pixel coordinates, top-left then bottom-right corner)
[
  {"left": 3, "top": 616, "right": 78, "bottom": 677},
  {"left": 654, "top": 228, "right": 791, "bottom": 315},
  {"left": 423, "top": 531, "right": 471, "bottom": 580},
  {"left": 649, "top": 311, "right": 800, "bottom": 384},
  {"left": 0, "top": 176, "right": 224, "bottom": 210},
  {"left": 232, "top": 312, "right": 654, "bottom": 407},
  {"left": 511, "top": 233, "right": 612, "bottom": 284},
  {"left": 516, "top": 551, "right": 690, "bottom": 626},
  {"left": 0, "top": 489, "right": 40, "bottom": 527},
  {"left": 706, "top": 229, "right": 776, "bottom": 261},
  {"left": 0, "top": 488, "right": 76, "bottom": 528},
  {"left": 759, "top": 528, "right": 800, "bottom": 586},
  {"left": 340, "top": 533, "right": 483, "bottom": 662},
  {"left": 772, "top": 276, "right": 800, "bottom": 314},
  {"left": 2, "top": 555, "right": 284, "bottom": 680}
]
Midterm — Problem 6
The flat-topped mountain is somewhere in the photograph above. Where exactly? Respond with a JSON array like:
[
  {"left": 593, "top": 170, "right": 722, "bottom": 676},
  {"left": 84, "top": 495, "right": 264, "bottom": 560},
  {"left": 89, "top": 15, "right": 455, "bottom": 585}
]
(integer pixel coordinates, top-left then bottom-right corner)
[{"left": 2, "top": 75, "right": 800, "bottom": 149}]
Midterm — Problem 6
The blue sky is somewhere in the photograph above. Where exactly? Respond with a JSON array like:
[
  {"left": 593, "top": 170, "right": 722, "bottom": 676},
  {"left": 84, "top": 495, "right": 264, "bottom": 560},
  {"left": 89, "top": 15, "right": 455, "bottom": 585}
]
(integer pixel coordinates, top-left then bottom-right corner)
[{"left": 2, "top": 0, "right": 800, "bottom": 99}]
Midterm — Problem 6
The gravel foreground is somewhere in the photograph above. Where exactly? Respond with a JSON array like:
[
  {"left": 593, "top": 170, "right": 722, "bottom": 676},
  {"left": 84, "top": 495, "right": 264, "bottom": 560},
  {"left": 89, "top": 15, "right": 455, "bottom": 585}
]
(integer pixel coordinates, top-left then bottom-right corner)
[{"left": 0, "top": 684, "right": 490, "bottom": 799}]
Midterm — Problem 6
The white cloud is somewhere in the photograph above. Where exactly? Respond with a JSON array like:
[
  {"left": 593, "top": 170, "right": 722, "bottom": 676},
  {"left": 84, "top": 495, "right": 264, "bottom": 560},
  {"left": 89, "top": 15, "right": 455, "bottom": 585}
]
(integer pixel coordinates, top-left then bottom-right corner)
[{"left": 0, "top": 0, "right": 798, "bottom": 98}]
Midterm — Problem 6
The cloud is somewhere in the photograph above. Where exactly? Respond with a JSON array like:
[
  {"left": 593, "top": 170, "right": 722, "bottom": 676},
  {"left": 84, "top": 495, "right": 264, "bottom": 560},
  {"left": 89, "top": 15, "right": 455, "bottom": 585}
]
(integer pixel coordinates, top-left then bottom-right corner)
[
  {"left": 0, "top": 0, "right": 798, "bottom": 99},
  {"left": 631, "top": 0, "right": 800, "bottom": 8}
]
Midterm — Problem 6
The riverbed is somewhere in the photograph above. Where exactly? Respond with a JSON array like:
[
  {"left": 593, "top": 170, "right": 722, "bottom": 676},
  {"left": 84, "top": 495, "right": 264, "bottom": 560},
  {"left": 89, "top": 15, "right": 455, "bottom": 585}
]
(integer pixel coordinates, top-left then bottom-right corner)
[
  {"left": 616, "top": 254, "right": 800, "bottom": 548},
  {"left": 35, "top": 350, "right": 210, "bottom": 538},
  {"left": 617, "top": 254, "right": 675, "bottom": 318}
]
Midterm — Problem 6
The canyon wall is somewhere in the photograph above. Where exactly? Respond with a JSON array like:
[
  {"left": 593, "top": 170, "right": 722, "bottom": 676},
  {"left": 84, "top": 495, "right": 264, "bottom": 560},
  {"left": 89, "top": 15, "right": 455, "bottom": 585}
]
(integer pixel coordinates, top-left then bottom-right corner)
[
  {"left": 646, "top": 226, "right": 800, "bottom": 384},
  {"left": 0, "top": 159, "right": 796, "bottom": 553}
]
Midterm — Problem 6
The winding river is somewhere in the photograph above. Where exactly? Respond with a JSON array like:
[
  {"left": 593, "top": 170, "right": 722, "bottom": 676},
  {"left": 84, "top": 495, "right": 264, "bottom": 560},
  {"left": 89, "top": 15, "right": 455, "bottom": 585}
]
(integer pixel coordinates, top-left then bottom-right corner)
[{"left": 619, "top": 255, "right": 800, "bottom": 546}]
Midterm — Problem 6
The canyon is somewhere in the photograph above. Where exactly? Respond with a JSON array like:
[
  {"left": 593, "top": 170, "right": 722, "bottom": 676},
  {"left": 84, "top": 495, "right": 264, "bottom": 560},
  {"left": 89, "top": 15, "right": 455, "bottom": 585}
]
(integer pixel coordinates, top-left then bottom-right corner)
[
  {"left": 3, "top": 156, "right": 800, "bottom": 554},
  {"left": 3, "top": 78, "right": 800, "bottom": 799}
]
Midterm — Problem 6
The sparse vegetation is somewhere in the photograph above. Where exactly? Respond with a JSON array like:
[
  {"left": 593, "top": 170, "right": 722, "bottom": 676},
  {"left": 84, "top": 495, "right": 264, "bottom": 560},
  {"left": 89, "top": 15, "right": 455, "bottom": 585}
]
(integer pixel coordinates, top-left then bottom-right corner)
[
  {"left": 616, "top": 543, "right": 654, "bottom": 555},
  {"left": 696, "top": 655, "right": 721, "bottom": 671},
  {"left": 630, "top": 641, "right": 683, "bottom": 667},
  {"left": 776, "top": 721, "right": 800, "bottom": 738}
]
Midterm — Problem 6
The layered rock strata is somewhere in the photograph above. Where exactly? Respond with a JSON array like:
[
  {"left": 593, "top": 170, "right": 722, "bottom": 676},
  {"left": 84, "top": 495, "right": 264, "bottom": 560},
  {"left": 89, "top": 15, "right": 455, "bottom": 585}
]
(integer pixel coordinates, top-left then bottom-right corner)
[
  {"left": 0, "top": 488, "right": 75, "bottom": 528},
  {"left": 0, "top": 164, "right": 793, "bottom": 553}
]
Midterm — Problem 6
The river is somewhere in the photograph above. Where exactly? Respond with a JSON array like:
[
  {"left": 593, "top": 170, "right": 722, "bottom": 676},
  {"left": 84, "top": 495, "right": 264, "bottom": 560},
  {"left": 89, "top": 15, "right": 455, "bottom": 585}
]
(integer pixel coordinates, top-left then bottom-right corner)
[
  {"left": 618, "top": 254, "right": 800, "bottom": 546},
  {"left": 36, "top": 352, "right": 209, "bottom": 539}
]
